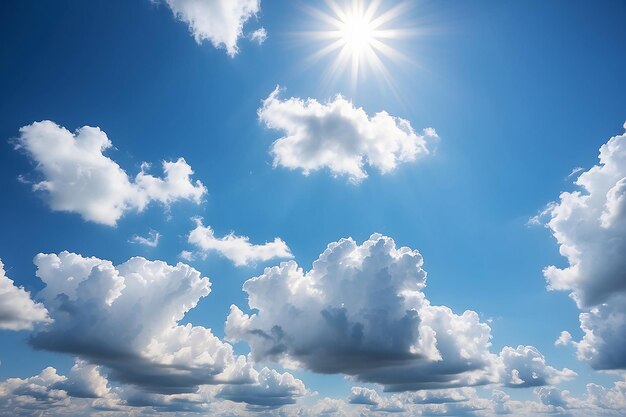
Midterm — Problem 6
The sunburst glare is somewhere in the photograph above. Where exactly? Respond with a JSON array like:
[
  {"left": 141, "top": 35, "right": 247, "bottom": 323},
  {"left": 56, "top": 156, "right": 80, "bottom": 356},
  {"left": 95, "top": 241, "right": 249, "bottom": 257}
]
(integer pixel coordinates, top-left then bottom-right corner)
[{"left": 304, "top": 0, "right": 415, "bottom": 89}]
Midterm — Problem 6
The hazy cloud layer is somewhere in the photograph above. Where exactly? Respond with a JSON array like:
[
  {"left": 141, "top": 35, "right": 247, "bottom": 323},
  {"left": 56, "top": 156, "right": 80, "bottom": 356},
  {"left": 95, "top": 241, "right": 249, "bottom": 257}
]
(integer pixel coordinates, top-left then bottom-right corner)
[
  {"left": 16, "top": 121, "right": 206, "bottom": 226},
  {"left": 258, "top": 87, "right": 437, "bottom": 182}
]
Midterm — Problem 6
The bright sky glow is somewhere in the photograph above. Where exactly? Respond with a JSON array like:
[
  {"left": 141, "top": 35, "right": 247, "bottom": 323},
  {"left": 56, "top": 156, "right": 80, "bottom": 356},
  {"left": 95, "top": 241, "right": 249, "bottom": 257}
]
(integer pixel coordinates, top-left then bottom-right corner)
[{"left": 306, "top": 0, "right": 413, "bottom": 87}]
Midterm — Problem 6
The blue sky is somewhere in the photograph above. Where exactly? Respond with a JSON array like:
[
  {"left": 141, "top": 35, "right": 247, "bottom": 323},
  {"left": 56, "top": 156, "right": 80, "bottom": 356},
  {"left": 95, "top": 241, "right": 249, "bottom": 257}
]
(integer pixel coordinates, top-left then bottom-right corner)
[{"left": 1, "top": 1, "right": 626, "bottom": 416}]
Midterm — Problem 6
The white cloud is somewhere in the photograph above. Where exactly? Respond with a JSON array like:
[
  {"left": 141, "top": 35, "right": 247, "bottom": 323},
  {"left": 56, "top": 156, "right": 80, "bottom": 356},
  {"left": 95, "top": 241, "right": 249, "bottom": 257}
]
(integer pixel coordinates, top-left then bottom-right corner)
[
  {"left": 217, "top": 367, "right": 306, "bottom": 409},
  {"left": 555, "top": 331, "right": 573, "bottom": 346},
  {"left": 163, "top": 0, "right": 261, "bottom": 56},
  {"left": 16, "top": 121, "right": 206, "bottom": 226},
  {"left": 258, "top": 87, "right": 437, "bottom": 182},
  {"left": 226, "top": 234, "right": 566, "bottom": 391},
  {"left": 540, "top": 123, "right": 626, "bottom": 369},
  {"left": 0, "top": 260, "right": 50, "bottom": 330},
  {"left": 187, "top": 218, "right": 293, "bottom": 266},
  {"left": 249, "top": 27, "right": 267, "bottom": 44},
  {"left": 0, "top": 367, "right": 70, "bottom": 416},
  {"left": 498, "top": 345, "right": 576, "bottom": 388},
  {"left": 130, "top": 230, "right": 161, "bottom": 248},
  {"left": 30, "top": 251, "right": 253, "bottom": 393},
  {"left": 21, "top": 250, "right": 307, "bottom": 412}
]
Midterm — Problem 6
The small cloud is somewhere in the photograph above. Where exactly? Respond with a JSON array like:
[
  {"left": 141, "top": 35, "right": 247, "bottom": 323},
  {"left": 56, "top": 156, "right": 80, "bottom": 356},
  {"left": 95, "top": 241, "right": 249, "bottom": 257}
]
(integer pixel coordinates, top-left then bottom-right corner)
[
  {"left": 567, "top": 167, "right": 584, "bottom": 179},
  {"left": 555, "top": 331, "right": 573, "bottom": 347},
  {"left": 179, "top": 250, "right": 195, "bottom": 262},
  {"left": 187, "top": 218, "right": 292, "bottom": 267},
  {"left": 130, "top": 230, "right": 161, "bottom": 248},
  {"left": 249, "top": 27, "right": 268, "bottom": 44}
]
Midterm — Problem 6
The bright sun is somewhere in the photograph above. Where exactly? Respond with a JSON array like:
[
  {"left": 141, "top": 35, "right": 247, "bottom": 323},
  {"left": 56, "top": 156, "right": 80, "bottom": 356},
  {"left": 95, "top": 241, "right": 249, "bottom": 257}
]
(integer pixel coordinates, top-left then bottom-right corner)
[
  {"left": 305, "top": 0, "right": 413, "bottom": 87},
  {"left": 340, "top": 13, "right": 375, "bottom": 54}
]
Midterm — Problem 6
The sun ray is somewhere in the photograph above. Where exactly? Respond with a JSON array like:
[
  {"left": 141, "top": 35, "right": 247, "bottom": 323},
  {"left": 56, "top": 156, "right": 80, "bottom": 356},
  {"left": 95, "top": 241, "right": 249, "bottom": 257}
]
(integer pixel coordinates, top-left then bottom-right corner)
[{"left": 303, "top": 0, "right": 413, "bottom": 87}]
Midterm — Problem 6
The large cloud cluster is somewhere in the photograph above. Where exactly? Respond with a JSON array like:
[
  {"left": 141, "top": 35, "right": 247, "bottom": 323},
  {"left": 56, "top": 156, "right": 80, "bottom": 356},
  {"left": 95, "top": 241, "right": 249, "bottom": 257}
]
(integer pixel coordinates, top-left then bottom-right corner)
[
  {"left": 30, "top": 251, "right": 249, "bottom": 393},
  {"left": 16, "top": 121, "right": 206, "bottom": 226},
  {"left": 163, "top": 0, "right": 262, "bottom": 56},
  {"left": 23, "top": 251, "right": 304, "bottom": 408},
  {"left": 258, "top": 88, "right": 437, "bottom": 182},
  {"left": 0, "top": 260, "right": 49, "bottom": 331},
  {"left": 541, "top": 123, "right": 626, "bottom": 369},
  {"left": 227, "top": 234, "right": 571, "bottom": 391}
]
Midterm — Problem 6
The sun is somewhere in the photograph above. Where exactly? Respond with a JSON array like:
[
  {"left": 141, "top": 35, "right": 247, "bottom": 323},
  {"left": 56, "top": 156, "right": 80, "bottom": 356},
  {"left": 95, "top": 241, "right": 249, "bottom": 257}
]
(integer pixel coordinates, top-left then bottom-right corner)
[
  {"left": 340, "top": 10, "right": 375, "bottom": 55},
  {"left": 304, "top": 0, "right": 413, "bottom": 88}
]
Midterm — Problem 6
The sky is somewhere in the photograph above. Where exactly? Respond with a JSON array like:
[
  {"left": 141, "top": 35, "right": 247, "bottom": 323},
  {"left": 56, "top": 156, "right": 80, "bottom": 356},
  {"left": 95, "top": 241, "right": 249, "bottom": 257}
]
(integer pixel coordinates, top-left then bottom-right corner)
[{"left": 0, "top": 0, "right": 625, "bottom": 416}]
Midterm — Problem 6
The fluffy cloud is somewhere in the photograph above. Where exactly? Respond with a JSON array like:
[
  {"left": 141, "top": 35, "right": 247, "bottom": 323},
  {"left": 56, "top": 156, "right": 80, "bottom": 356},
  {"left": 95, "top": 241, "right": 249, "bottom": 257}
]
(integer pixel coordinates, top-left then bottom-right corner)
[
  {"left": 0, "top": 360, "right": 112, "bottom": 417},
  {"left": 163, "top": 0, "right": 261, "bottom": 56},
  {"left": 29, "top": 251, "right": 252, "bottom": 394},
  {"left": 217, "top": 367, "right": 306, "bottom": 409},
  {"left": 345, "top": 382, "right": 626, "bottom": 417},
  {"left": 227, "top": 234, "right": 567, "bottom": 391},
  {"left": 54, "top": 360, "right": 110, "bottom": 399},
  {"left": 0, "top": 367, "right": 70, "bottom": 416},
  {"left": 19, "top": 251, "right": 307, "bottom": 413},
  {"left": 16, "top": 121, "right": 206, "bottom": 226},
  {"left": 498, "top": 345, "right": 575, "bottom": 388},
  {"left": 0, "top": 260, "right": 50, "bottom": 330},
  {"left": 187, "top": 218, "right": 293, "bottom": 266},
  {"left": 540, "top": 123, "right": 626, "bottom": 369},
  {"left": 258, "top": 87, "right": 437, "bottom": 182}
]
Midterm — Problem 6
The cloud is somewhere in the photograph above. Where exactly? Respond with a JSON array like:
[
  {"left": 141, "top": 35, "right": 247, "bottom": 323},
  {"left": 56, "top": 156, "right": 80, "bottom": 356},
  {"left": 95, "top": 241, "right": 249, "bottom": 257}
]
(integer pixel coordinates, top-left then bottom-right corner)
[
  {"left": 498, "top": 345, "right": 576, "bottom": 388},
  {"left": 187, "top": 218, "right": 293, "bottom": 266},
  {"left": 539, "top": 123, "right": 626, "bottom": 369},
  {"left": 217, "top": 367, "right": 306, "bottom": 409},
  {"left": 52, "top": 360, "right": 110, "bottom": 399},
  {"left": 130, "top": 230, "right": 161, "bottom": 248},
  {"left": 0, "top": 367, "right": 70, "bottom": 416},
  {"left": 226, "top": 234, "right": 567, "bottom": 391},
  {"left": 555, "top": 331, "right": 573, "bottom": 347},
  {"left": 0, "top": 360, "right": 113, "bottom": 417},
  {"left": 257, "top": 87, "right": 437, "bottom": 182},
  {"left": 163, "top": 0, "right": 261, "bottom": 56},
  {"left": 15, "top": 121, "right": 206, "bottom": 226},
  {"left": 0, "top": 260, "right": 50, "bottom": 330},
  {"left": 29, "top": 251, "right": 253, "bottom": 394},
  {"left": 249, "top": 27, "right": 267, "bottom": 44}
]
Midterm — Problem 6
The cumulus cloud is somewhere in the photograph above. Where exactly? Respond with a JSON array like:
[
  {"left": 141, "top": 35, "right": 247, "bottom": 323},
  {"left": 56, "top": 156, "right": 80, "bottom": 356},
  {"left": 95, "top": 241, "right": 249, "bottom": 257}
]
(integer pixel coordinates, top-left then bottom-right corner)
[
  {"left": 163, "top": 0, "right": 261, "bottom": 56},
  {"left": 555, "top": 331, "right": 573, "bottom": 347},
  {"left": 539, "top": 123, "right": 626, "bottom": 370},
  {"left": 227, "top": 234, "right": 566, "bottom": 391},
  {"left": 130, "top": 230, "right": 161, "bottom": 248},
  {"left": 0, "top": 260, "right": 50, "bottom": 330},
  {"left": 16, "top": 121, "right": 206, "bottom": 226},
  {"left": 187, "top": 218, "right": 293, "bottom": 266},
  {"left": 258, "top": 87, "right": 437, "bottom": 182},
  {"left": 0, "top": 366, "right": 70, "bottom": 416},
  {"left": 344, "top": 382, "right": 626, "bottom": 417},
  {"left": 29, "top": 251, "right": 253, "bottom": 394},
  {"left": 18, "top": 251, "right": 307, "bottom": 413},
  {"left": 217, "top": 367, "right": 306, "bottom": 409},
  {"left": 498, "top": 345, "right": 575, "bottom": 388},
  {"left": 53, "top": 360, "right": 110, "bottom": 399}
]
